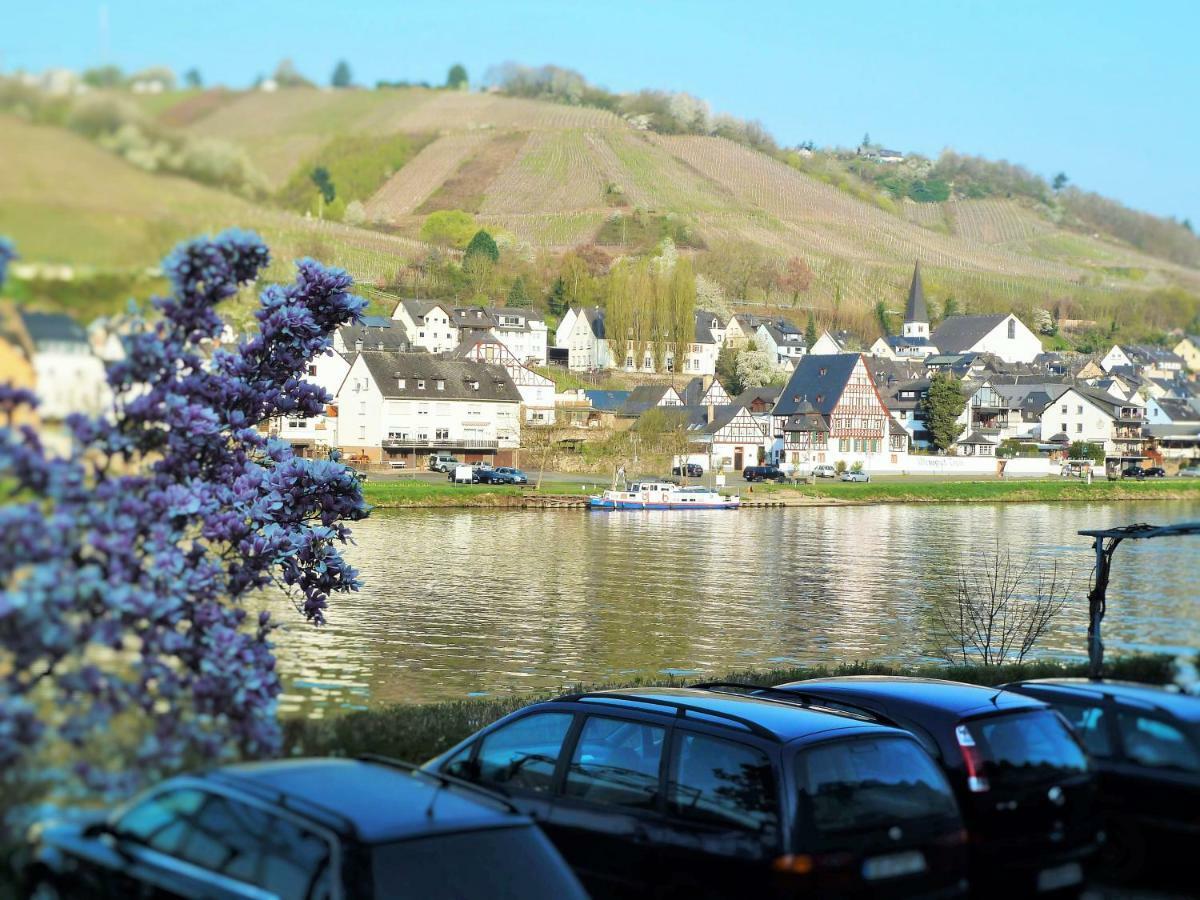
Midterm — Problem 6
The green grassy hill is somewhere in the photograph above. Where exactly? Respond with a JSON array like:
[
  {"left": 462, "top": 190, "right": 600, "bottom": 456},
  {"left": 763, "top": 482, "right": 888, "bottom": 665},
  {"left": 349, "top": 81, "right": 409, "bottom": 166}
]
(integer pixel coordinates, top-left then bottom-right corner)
[{"left": 2, "top": 85, "right": 1198, "bottom": 333}]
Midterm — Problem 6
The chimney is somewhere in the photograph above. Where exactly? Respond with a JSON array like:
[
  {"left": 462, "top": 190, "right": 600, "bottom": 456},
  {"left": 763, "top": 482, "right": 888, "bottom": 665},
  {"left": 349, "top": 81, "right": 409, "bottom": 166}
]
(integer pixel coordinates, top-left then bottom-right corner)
[
  {"left": 707, "top": 402, "right": 715, "bottom": 425},
  {"left": 354, "top": 338, "right": 364, "bottom": 352}
]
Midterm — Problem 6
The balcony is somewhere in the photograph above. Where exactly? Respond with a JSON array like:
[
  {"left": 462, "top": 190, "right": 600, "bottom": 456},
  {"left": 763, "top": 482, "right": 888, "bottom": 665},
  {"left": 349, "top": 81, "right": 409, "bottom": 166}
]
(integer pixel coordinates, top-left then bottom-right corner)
[{"left": 382, "top": 437, "right": 499, "bottom": 450}]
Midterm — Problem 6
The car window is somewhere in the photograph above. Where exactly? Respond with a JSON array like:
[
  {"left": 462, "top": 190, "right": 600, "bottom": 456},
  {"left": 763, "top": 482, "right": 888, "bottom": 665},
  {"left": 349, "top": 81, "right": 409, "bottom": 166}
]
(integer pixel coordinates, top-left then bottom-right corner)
[
  {"left": 1117, "top": 711, "right": 1200, "bottom": 772},
  {"left": 967, "top": 710, "right": 1089, "bottom": 785},
  {"left": 565, "top": 716, "right": 664, "bottom": 809},
  {"left": 799, "top": 737, "right": 958, "bottom": 839},
  {"left": 667, "top": 732, "right": 778, "bottom": 834},
  {"left": 1051, "top": 701, "right": 1113, "bottom": 758},
  {"left": 476, "top": 712, "right": 574, "bottom": 794},
  {"left": 118, "top": 789, "right": 333, "bottom": 898}
]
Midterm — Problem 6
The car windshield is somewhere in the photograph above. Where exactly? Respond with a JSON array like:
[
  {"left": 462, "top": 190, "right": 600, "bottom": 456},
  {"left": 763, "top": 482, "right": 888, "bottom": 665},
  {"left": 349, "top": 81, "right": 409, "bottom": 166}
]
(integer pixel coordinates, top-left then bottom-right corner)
[
  {"left": 372, "top": 826, "right": 583, "bottom": 899},
  {"left": 799, "top": 737, "right": 959, "bottom": 838},
  {"left": 966, "top": 709, "right": 1089, "bottom": 785}
]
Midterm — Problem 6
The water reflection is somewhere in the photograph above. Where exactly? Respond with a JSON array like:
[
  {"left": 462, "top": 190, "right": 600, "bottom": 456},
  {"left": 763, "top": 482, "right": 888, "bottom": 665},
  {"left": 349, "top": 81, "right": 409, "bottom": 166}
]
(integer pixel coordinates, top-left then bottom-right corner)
[{"left": 267, "top": 501, "right": 1199, "bottom": 715}]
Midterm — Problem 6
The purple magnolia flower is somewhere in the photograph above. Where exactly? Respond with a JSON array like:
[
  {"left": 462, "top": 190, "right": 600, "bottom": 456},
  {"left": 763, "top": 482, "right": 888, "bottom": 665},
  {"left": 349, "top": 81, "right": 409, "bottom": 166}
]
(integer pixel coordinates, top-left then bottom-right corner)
[{"left": 0, "top": 231, "right": 367, "bottom": 815}]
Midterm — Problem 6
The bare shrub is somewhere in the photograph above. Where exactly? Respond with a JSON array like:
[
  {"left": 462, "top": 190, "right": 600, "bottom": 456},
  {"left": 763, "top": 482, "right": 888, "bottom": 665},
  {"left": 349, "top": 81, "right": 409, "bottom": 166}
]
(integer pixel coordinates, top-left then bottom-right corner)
[{"left": 932, "top": 549, "right": 1070, "bottom": 666}]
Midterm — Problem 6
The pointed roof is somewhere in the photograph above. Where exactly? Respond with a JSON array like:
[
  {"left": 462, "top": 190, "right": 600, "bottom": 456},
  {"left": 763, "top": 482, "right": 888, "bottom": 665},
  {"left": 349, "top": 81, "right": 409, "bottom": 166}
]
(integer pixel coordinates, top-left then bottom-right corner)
[{"left": 904, "top": 262, "right": 928, "bottom": 324}]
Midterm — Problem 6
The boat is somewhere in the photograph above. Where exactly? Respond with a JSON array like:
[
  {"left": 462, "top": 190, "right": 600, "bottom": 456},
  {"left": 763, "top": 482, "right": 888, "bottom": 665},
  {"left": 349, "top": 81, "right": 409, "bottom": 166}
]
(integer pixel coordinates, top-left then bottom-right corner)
[{"left": 588, "top": 481, "right": 740, "bottom": 510}]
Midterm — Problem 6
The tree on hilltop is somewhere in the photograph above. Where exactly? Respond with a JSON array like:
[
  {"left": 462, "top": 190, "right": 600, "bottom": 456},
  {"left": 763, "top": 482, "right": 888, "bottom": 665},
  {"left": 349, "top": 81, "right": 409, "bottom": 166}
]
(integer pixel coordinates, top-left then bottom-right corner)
[
  {"left": 331, "top": 60, "right": 353, "bottom": 88},
  {"left": 184, "top": 68, "right": 203, "bottom": 89},
  {"left": 446, "top": 64, "right": 468, "bottom": 90},
  {"left": 274, "top": 59, "right": 314, "bottom": 88},
  {"left": 1053, "top": 172, "right": 1069, "bottom": 192}
]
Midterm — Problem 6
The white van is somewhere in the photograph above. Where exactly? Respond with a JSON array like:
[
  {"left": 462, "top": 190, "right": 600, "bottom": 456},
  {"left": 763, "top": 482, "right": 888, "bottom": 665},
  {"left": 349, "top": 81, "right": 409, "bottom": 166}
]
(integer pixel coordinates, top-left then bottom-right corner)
[{"left": 812, "top": 464, "right": 838, "bottom": 479}]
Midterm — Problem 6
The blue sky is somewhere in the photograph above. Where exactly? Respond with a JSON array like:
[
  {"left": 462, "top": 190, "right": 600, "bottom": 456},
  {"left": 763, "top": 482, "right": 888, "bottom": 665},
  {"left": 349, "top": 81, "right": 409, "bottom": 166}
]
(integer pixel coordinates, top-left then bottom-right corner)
[{"left": 5, "top": 0, "right": 1197, "bottom": 224}]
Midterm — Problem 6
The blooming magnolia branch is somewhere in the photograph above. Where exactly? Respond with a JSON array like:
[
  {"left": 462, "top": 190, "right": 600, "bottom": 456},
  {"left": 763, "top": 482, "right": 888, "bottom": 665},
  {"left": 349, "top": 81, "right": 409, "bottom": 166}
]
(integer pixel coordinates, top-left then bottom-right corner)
[{"left": 0, "top": 230, "right": 367, "bottom": 789}]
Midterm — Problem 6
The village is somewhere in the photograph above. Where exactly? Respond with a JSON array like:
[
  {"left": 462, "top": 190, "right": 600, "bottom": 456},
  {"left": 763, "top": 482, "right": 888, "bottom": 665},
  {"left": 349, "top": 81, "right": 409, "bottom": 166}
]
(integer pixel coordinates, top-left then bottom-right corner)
[{"left": 6, "top": 263, "right": 1198, "bottom": 481}]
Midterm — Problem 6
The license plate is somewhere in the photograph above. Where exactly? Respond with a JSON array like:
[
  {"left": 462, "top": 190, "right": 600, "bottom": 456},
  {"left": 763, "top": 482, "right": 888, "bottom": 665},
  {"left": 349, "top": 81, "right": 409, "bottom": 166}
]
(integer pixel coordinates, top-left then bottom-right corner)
[
  {"left": 862, "top": 850, "right": 926, "bottom": 880},
  {"left": 1036, "top": 862, "right": 1082, "bottom": 892}
]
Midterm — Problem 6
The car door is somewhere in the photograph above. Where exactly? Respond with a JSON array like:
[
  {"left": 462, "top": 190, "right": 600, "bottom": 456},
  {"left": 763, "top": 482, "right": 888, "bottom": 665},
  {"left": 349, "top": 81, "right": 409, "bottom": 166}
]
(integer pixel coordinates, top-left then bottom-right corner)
[
  {"left": 543, "top": 712, "right": 669, "bottom": 898},
  {"left": 442, "top": 709, "right": 576, "bottom": 822},
  {"left": 1109, "top": 703, "right": 1200, "bottom": 831},
  {"left": 648, "top": 727, "right": 782, "bottom": 899}
]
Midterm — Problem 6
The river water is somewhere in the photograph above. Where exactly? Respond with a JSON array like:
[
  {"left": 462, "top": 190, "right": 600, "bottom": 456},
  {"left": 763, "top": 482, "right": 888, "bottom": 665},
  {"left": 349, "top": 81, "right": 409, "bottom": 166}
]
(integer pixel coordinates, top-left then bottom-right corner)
[{"left": 269, "top": 501, "right": 1199, "bottom": 716}]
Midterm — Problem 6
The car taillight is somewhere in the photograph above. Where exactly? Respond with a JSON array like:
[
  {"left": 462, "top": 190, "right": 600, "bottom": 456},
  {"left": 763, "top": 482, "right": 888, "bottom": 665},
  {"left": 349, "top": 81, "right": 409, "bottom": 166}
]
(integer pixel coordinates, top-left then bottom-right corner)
[{"left": 955, "top": 724, "right": 989, "bottom": 793}]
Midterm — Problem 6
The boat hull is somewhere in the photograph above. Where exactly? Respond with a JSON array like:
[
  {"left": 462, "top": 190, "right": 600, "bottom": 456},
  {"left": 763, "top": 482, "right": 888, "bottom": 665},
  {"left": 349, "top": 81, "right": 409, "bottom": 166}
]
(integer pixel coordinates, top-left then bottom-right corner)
[{"left": 588, "top": 497, "right": 740, "bottom": 510}]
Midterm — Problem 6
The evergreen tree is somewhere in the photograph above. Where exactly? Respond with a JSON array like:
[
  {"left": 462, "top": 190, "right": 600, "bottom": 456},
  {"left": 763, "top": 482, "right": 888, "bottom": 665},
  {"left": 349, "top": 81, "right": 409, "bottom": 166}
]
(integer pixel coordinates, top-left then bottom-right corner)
[
  {"left": 506, "top": 276, "right": 531, "bottom": 308},
  {"left": 1052, "top": 172, "right": 1069, "bottom": 192},
  {"left": 716, "top": 345, "right": 742, "bottom": 395},
  {"left": 547, "top": 277, "right": 568, "bottom": 317},
  {"left": 310, "top": 167, "right": 335, "bottom": 203},
  {"left": 184, "top": 68, "right": 203, "bottom": 89},
  {"left": 921, "top": 373, "right": 967, "bottom": 452},
  {"left": 331, "top": 60, "right": 353, "bottom": 88},
  {"left": 446, "top": 64, "right": 468, "bottom": 90},
  {"left": 804, "top": 313, "right": 818, "bottom": 351},
  {"left": 874, "top": 300, "right": 892, "bottom": 336},
  {"left": 942, "top": 296, "right": 959, "bottom": 319},
  {"left": 463, "top": 230, "right": 499, "bottom": 265}
]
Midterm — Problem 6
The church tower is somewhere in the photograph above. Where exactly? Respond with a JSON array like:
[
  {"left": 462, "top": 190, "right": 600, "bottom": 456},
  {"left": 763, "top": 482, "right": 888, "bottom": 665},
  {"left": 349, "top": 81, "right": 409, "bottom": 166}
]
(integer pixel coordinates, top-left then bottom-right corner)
[{"left": 901, "top": 262, "right": 929, "bottom": 340}]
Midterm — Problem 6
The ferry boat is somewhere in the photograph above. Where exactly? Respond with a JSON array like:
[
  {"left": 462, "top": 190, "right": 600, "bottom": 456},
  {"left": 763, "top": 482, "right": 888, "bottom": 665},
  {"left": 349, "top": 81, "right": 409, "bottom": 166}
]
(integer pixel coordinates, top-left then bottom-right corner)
[{"left": 588, "top": 481, "right": 740, "bottom": 510}]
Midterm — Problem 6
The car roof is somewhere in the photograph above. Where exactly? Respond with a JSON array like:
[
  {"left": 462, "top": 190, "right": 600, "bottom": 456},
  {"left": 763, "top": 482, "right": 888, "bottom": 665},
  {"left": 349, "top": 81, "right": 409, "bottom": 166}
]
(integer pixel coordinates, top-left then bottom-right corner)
[
  {"left": 208, "top": 758, "right": 524, "bottom": 843},
  {"left": 567, "top": 687, "right": 894, "bottom": 743},
  {"left": 1006, "top": 679, "right": 1200, "bottom": 723},
  {"left": 777, "top": 676, "right": 1047, "bottom": 724}
]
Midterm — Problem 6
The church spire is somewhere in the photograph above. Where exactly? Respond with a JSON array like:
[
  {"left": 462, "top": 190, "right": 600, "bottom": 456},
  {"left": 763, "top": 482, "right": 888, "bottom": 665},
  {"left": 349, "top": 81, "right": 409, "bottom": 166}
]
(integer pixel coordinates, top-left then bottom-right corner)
[{"left": 904, "top": 261, "right": 928, "bottom": 325}]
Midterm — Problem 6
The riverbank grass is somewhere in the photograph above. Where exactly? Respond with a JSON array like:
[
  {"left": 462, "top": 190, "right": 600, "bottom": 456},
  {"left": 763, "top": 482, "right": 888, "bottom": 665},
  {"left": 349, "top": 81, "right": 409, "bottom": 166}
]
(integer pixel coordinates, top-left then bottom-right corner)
[{"left": 283, "top": 655, "right": 1176, "bottom": 763}]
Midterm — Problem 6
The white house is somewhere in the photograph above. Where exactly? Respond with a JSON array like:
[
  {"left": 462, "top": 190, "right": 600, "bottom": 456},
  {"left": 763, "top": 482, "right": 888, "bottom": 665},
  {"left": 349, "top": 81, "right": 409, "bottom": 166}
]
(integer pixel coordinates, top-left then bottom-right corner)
[
  {"left": 457, "top": 335, "right": 556, "bottom": 424},
  {"left": 451, "top": 306, "right": 548, "bottom": 366},
  {"left": 1039, "top": 386, "right": 1145, "bottom": 457},
  {"left": 723, "top": 314, "right": 766, "bottom": 348},
  {"left": 17, "top": 310, "right": 109, "bottom": 421},
  {"left": 557, "top": 306, "right": 611, "bottom": 371},
  {"left": 755, "top": 320, "right": 807, "bottom": 367},
  {"left": 1099, "top": 345, "right": 1133, "bottom": 374},
  {"left": 809, "top": 330, "right": 856, "bottom": 356},
  {"left": 336, "top": 352, "right": 522, "bottom": 466},
  {"left": 391, "top": 300, "right": 459, "bottom": 354},
  {"left": 930, "top": 313, "right": 1042, "bottom": 364}
]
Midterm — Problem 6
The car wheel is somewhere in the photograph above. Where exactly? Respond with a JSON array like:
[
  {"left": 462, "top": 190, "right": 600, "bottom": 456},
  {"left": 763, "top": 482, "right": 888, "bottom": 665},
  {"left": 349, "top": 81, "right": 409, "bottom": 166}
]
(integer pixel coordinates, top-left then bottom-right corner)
[{"left": 1101, "top": 818, "right": 1146, "bottom": 882}]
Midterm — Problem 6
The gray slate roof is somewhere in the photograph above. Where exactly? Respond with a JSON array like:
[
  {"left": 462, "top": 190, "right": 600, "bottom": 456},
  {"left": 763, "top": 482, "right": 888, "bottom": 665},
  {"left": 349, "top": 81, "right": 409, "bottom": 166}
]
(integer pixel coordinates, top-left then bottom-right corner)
[
  {"left": 930, "top": 314, "right": 1010, "bottom": 354},
  {"left": 358, "top": 351, "right": 520, "bottom": 402},
  {"left": 17, "top": 310, "right": 88, "bottom": 347},
  {"left": 773, "top": 353, "right": 861, "bottom": 417},
  {"left": 339, "top": 322, "right": 410, "bottom": 353},
  {"left": 1152, "top": 398, "right": 1200, "bottom": 423}
]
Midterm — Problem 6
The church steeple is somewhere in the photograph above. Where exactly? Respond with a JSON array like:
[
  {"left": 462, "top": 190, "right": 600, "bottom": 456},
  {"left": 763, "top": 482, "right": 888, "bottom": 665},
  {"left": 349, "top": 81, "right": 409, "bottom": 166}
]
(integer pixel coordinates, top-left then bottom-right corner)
[{"left": 902, "top": 262, "right": 929, "bottom": 339}]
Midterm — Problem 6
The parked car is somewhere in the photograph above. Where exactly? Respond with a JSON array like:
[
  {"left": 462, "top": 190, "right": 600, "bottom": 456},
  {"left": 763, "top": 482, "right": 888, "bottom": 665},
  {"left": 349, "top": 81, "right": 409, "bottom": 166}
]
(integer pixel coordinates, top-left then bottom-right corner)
[
  {"left": 1142, "top": 466, "right": 1167, "bottom": 478},
  {"left": 671, "top": 462, "right": 704, "bottom": 478},
  {"left": 812, "top": 464, "right": 838, "bottom": 479},
  {"left": 764, "top": 677, "right": 1098, "bottom": 896},
  {"left": 427, "top": 686, "right": 969, "bottom": 899},
  {"left": 477, "top": 466, "right": 529, "bottom": 485},
  {"left": 1178, "top": 465, "right": 1200, "bottom": 477},
  {"left": 742, "top": 465, "right": 786, "bottom": 483},
  {"left": 449, "top": 464, "right": 478, "bottom": 484},
  {"left": 429, "top": 453, "right": 462, "bottom": 473},
  {"left": 1002, "top": 678, "right": 1200, "bottom": 879},
  {"left": 841, "top": 470, "right": 870, "bottom": 482},
  {"left": 19, "top": 757, "right": 587, "bottom": 900},
  {"left": 1121, "top": 465, "right": 1149, "bottom": 479}
]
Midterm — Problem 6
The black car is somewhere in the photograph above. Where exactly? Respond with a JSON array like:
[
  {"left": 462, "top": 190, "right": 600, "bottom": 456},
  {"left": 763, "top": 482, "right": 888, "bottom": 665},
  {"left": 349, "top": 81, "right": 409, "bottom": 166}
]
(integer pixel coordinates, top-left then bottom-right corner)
[
  {"left": 671, "top": 463, "right": 704, "bottom": 478},
  {"left": 1120, "top": 465, "right": 1146, "bottom": 478},
  {"left": 1002, "top": 678, "right": 1200, "bottom": 879},
  {"left": 427, "top": 686, "right": 968, "bottom": 899},
  {"left": 766, "top": 677, "right": 1098, "bottom": 896},
  {"left": 20, "top": 757, "right": 586, "bottom": 900},
  {"left": 1142, "top": 466, "right": 1167, "bottom": 478},
  {"left": 742, "top": 465, "right": 786, "bottom": 483}
]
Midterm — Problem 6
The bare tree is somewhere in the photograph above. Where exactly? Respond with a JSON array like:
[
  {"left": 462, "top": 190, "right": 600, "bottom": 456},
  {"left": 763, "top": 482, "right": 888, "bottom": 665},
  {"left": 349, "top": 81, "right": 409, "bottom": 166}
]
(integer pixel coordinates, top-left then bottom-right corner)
[{"left": 932, "top": 549, "right": 1070, "bottom": 666}]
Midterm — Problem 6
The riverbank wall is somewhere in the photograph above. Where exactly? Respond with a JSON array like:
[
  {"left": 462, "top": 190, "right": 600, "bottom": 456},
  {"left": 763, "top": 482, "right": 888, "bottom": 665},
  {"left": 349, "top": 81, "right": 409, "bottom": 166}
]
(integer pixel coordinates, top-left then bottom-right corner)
[{"left": 282, "top": 656, "right": 1178, "bottom": 763}]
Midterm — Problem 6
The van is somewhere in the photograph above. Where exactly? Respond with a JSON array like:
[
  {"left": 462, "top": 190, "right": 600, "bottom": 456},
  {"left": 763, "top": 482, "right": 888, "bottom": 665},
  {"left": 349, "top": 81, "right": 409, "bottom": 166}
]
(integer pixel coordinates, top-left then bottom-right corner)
[
  {"left": 428, "top": 453, "right": 460, "bottom": 472},
  {"left": 812, "top": 464, "right": 838, "bottom": 478}
]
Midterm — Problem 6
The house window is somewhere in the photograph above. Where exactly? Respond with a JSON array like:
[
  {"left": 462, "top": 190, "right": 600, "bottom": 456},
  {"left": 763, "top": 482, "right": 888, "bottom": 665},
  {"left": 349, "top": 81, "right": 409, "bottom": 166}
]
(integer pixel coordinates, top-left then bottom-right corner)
[
  {"left": 436, "top": 380, "right": 445, "bottom": 391},
  {"left": 625, "top": 356, "right": 634, "bottom": 369},
  {"left": 397, "top": 378, "right": 406, "bottom": 389},
  {"left": 1061, "top": 422, "right": 1067, "bottom": 433},
  {"left": 286, "top": 418, "right": 305, "bottom": 429},
  {"left": 417, "top": 380, "right": 426, "bottom": 390},
  {"left": 1061, "top": 404, "right": 1067, "bottom": 414},
  {"left": 358, "top": 426, "right": 365, "bottom": 440},
  {"left": 1077, "top": 405, "right": 1083, "bottom": 415},
  {"left": 1007, "top": 319, "right": 1016, "bottom": 339},
  {"left": 1077, "top": 423, "right": 1083, "bottom": 433},
  {"left": 419, "top": 331, "right": 425, "bottom": 338},
  {"left": 839, "top": 438, "right": 849, "bottom": 451},
  {"left": 307, "top": 365, "right": 317, "bottom": 377},
  {"left": 418, "top": 403, "right": 430, "bottom": 416},
  {"left": 359, "top": 402, "right": 366, "bottom": 415},
  {"left": 644, "top": 356, "right": 652, "bottom": 368},
  {"left": 436, "top": 428, "right": 449, "bottom": 440}
]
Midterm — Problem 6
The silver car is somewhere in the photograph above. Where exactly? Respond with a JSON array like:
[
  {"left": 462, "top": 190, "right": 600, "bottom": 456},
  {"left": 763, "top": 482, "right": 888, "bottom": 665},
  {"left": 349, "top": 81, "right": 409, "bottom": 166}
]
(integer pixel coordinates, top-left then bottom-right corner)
[{"left": 840, "top": 470, "right": 870, "bottom": 482}]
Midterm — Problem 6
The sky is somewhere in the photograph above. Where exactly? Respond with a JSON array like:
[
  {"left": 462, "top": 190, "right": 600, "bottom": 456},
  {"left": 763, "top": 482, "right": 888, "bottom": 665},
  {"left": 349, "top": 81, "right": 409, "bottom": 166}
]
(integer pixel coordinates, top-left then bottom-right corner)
[{"left": 5, "top": 0, "right": 1198, "bottom": 224}]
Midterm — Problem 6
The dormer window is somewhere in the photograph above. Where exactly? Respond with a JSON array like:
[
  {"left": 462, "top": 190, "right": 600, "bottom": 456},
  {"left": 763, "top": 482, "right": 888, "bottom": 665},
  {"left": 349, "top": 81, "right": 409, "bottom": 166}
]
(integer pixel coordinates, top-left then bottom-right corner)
[
  {"left": 436, "top": 379, "right": 445, "bottom": 391},
  {"left": 397, "top": 378, "right": 406, "bottom": 389},
  {"left": 819, "top": 367, "right": 827, "bottom": 376},
  {"left": 417, "top": 379, "right": 425, "bottom": 390},
  {"left": 470, "top": 380, "right": 480, "bottom": 391}
]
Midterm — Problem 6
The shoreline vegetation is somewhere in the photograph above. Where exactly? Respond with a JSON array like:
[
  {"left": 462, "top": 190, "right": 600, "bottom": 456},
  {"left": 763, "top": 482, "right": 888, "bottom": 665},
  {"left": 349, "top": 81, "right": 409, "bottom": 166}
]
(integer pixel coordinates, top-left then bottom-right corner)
[
  {"left": 359, "top": 477, "right": 1200, "bottom": 509},
  {"left": 283, "top": 656, "right": 1178, "bottom": 764}
]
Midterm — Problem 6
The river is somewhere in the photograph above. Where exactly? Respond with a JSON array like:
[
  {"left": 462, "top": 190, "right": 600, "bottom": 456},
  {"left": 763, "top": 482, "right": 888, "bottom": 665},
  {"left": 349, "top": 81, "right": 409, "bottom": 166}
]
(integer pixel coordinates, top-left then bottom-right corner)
[{"left": 270, "top": 500, "right": 1199, "bottom": 716}]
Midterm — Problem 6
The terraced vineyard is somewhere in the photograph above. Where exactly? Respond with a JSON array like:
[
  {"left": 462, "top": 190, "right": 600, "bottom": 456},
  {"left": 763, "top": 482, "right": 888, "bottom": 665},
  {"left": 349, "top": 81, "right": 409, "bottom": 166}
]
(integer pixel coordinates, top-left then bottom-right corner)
[{"left": 365, "top": 132, "right": 492, "bottom": 220}]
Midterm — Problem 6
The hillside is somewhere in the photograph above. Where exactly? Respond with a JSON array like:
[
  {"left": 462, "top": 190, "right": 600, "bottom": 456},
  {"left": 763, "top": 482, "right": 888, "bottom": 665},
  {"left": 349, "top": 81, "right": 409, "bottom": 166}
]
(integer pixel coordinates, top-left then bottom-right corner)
[{"left": 2, "top": 85, "right": 1198, "bottom": 337}]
